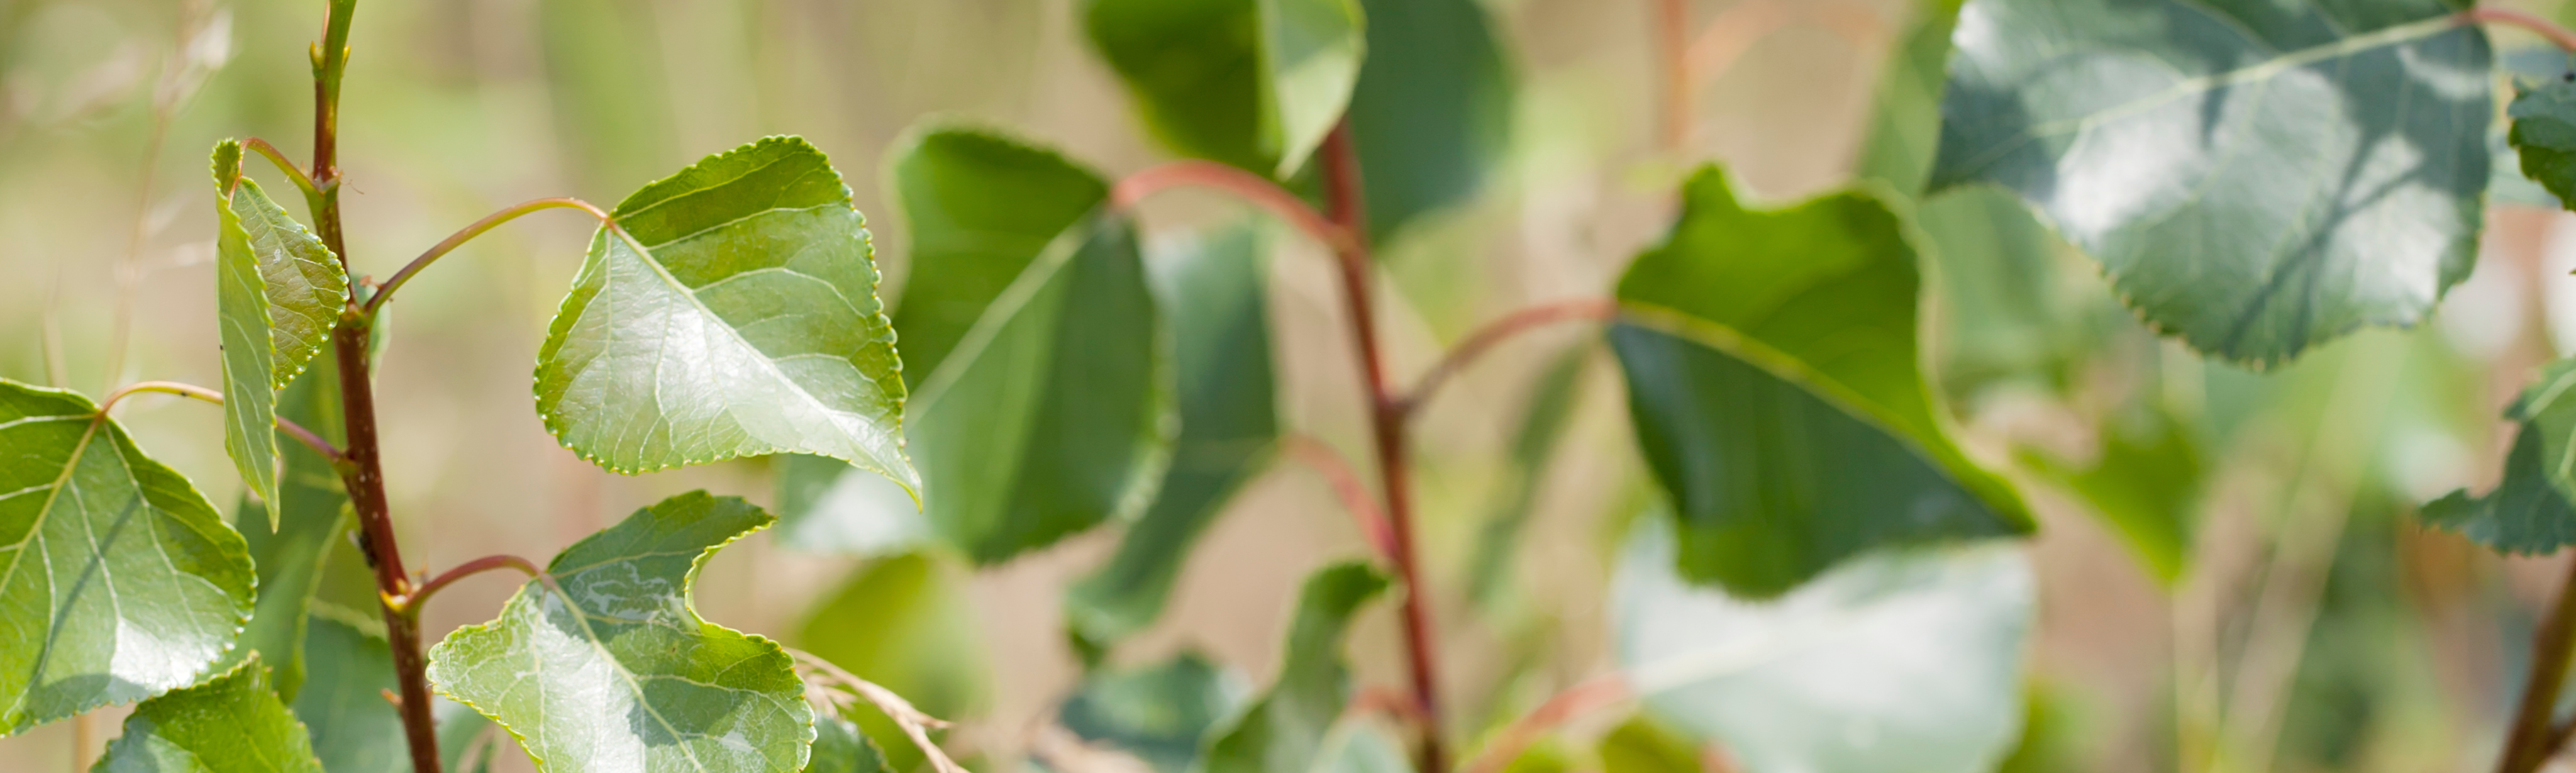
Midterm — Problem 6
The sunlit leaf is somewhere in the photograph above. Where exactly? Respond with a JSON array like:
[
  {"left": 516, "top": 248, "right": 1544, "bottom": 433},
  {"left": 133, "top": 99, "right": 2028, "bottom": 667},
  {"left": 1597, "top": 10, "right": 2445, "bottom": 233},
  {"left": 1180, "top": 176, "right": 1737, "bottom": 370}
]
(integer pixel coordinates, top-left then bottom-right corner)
[
  {"left": 1610, "top": 165, "right": 2029, "bottom": 598},
  {"left": 1058, "top": 652, "right": 1248, "bottom": 773},
  {"left": 1067, "top": 222, "right": 1276, "bottom": 649},
  {"left": 225, "top": 348, "right": 350, "bottom": 701},
  {"left": 1613, "top": 520, "right": 2033, "bottom": 773},
  {"left": 888, "top": 125, "right": 1111, "bottom": 383},
  {"left": 0, "top": 379, "right": 255, "bottom": 733},
  {"left": 1932, "top": 0, "right": 2494, "bottom": 365},
  {"left": 211, "top": 139, "right": 347, "bottom": 530},
  {"left": 1201, "top": 561, "right": 1389, "bottom": 773},
  {"left": 94, "top": 657, "right": 321, "bottom": 773},
  {"left": 426, "top": 492, "right": 812, "bottom": 773},
  {"left": 796, "top": 552, "right": 987, "bottom": 773},
  {"left": 1343, "top": 0, "right": 1511, "bottom": 244},
  {"left": 536, "top": 136, "right": 915, "bottom": 496},
  {"left": 1084, "top": 0, "right": 1363, "bottom": 176}
]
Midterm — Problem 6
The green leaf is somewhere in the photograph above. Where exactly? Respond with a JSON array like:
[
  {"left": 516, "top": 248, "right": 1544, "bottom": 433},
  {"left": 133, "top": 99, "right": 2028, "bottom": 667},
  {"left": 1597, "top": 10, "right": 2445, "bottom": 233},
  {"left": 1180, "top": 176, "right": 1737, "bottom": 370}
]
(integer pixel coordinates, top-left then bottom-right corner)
[
  {"left": 1067, "top": 222, "right": 1277, "bottom": 648},
  {"left": 2019, "top": 404, "right": 2204, "bottom": 585},
  {"left": 2509, "top": 359, "right": 2576, "bottom": 502},
  {"left": 1058, "top": 652, "right": 1248, "bottom": 773},
  {"left": 226, "top": 348, "right": 351, "bottom": 702},
  {"left": 535, "top": 136, "right": 916, "bottom": 496},
  {"left": 773, "top": 453, "right": 932, "bottom": 556},
  {"left": 1931, "top": 0, "right": 2494, "bottom": 365},
  {"left": 1342, "top": 0, "right": 1511, "bottom": 244},
  {"left": 1613, "top": 520, "right": 2033, "bottom": 773},
  {"left": 211, "top": 139, "right": 348, "bottom": 530},
  {"left": 1596, "top": 716, "right": 1697, "bottom": 773},
  {"left": 1084, "top": 0, "right": 1364, "bottom": 176},
  {"left": 908, "top": 213, "right": 1169, "bottom": 564},
  {"left": 94, "top": 657, "right": 321, "bottom": 773},
  {"left": 803, "top": 713, "right": 891, "bottom": 773},
  {"left": 887, "top": 126, "right": 1111, "bottom": 384},
  {"left": 1609, "top": 165, "right": 2029, "bottom": 598},
  {"left": 1313, "top": 718, "right": 1412, "bottom": 773},
  {"left": 2422, "top": 421, "right": 2576, "bottom": 555},
  {"left": 0, "top": 379, "right": 255, "bottom": 733},
  {"left": 426, "top": 492, "right": 813, "bottom": 773},
  {"left": 2512, "top": 79, "right": 2576, "bottom": 209},
  {"left": 438, "top": 698, "right": 507, "bottom": 773},
  {"left": 794, "top": 552, "right": 987, "bottom": 773},
  {"left": 293, "top": 614, "right": 397, "bottom": 771},
  {"left": 1464, "top": 343, "right": 1586, "bottom": 609},
  {"left": 1201, "top": 561, "right": 1389, "bottom": 773},
  {"left": 1853, "top": 0, "right": 1964, "bottom": 193}
]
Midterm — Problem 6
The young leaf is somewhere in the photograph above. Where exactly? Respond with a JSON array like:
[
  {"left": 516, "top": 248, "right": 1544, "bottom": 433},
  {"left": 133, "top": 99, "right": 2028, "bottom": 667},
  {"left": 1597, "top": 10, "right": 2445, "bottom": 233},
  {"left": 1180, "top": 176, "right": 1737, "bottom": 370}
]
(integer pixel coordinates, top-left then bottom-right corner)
[
  {"left": 93, "top": 657, "right": 323, "bottom": 773},
  {"left": 0, "top": 379, "right": 256, "bottom": 733},
  {"left": 535, "top": 136, "right": 916, "bottom": 496},
  {"left": 211, "top": 139, "right": 348, "bottom": 530},
  {"left": 889, "top": 126, "right": 1111, "bottom": 384},
  {"left": 908, "top": 214, "right": 1169, "bottom": 564},
  {"left": 1201, "top": 561, "right": 1390, "bottom": 773},
  {"left": 804, "top": 713, "right": 892, "bottom": 773},
  {"left": 1931, "top": 0, "right": 2494, "bottom": 365},
  {"left": 1342, "top": 0, "right": 1512, "bottom": 244},
  {"left": 426, "top": 492, "right": 813, "bottom": 772},
  {"left": 2511, "top": 79, "right": 2576, "bottom": 207},
  {"left": 2422, "top": 421, "right": 2576, "bottom": 555},
  {"left": 1058, "top": 652, "right": 1248, "bottom": 773},
  {"left": 1613, "top": 521, "right": 2033, "bottom": 773},
  {"left": 1067, "top": 222, "right": 1277, "bottom": 649},
  {"left": 225, "top": 350, "right": 351, "bottom": 701},
  {"left": 794, "top": 552, "right": 987, "bottom": 773},
  {"left": 1610, "top": 166, "right": 2029, "bottom": 598},
  {"left": 1084, "top": 0, "right": 1364, "bottom": 176}
]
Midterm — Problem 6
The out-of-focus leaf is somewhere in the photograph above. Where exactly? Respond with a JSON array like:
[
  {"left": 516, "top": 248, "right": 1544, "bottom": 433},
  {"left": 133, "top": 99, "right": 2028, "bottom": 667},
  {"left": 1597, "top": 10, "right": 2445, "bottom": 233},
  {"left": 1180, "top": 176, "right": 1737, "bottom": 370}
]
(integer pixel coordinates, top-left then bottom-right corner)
[
  {"left": 94, "top": 657, "right": 321, "bottom": 773},
  {"left": 426, "top": 492, "right": 812, "bottom": 773},
  {"left": 2421, "top": 421, "right": 2576, "bottom": 555},
  {"left": 1060, "top": 652, "right": 1247, "bottom": 773},
  {"left": 2512, "top": 80, "right": 2576, "bottom": 209},
  {"left": 1596, "top": 716, "right": 1697, "bottom": 773},
  {"left": 1083, "top": 0, "right": 1363, "bottom": 176},
  {"left": 0, "top": 379, "right": 255, "bottom": 733},
  {"left": 774, "top": 453, "right": 933, "bottom": 556},
  {"left": 1465, "top": 343, "right": 1585, "bottom": 609},
  {"left": 1201, "top": 562, "right": 1389, "bottom": 773},
  {"left": 226, "top": 347, "right": 350, "bottom": 701},
  {"left": 2494, "top": 130, "right": 2563, "bottom": 208},
  {"left": 1613, "top": 520, "right": 2033, "bottom": 773},
  {"left": 797, "top": 552, "right": 988, "bottom": 773},
  {"left": 1932, "top": 0, "right": 2494, "bottom": 365},
  {"left": 211, "top": 139, "right": 346, "bottom": 530},
  {"left": 2020, "top": 405, "right": 2204, "bottom": 584},
  {"left": 1344, "top": 0, "right": 1511, "bottom": 243},
  {"left": 804, "top": 713, "right": 891, "bottom": 773},
  {"left": 292, "top": 615, "right": 399, "bottom": 772},
  {"left": 1067, "top": 223, "right": 1276, "bottom": 648},
  {"left": 2506, "top": 359, "right": 2576, "bottom": 503},
  {"left": 535, "top": 137, "right": 915, "bottom": 496},
  {"left": 438, "top": 698, "right": 505, "bottom": 773},
  {"left": 888, "top": 126, "right": 1111, "bottom": 384},
  {"left": 1609, "top": 165, "right": 2029, "bottom": 598},
  {"left": 1853, "top": 0, "right": 1963, "bottom": 192},
  {"left": 1313, "top": 718, "right": 1412, "bottom": 773},
  {"left": 909, "top": 214, "right": 1168, "bottom": 564}
]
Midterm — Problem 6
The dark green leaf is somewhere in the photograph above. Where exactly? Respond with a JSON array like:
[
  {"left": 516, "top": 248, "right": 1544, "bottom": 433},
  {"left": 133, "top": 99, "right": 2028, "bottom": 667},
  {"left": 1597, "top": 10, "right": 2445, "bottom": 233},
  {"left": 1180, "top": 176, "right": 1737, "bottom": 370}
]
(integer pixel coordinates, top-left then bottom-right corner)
[
  {"left": 1067, "top": 222, "right": 1277, "bottom": 648},
  {"left": 0, "top": 379, "right": 255, "bottom": 733},
  {"left": 2512, "top": 80, "right": 2576, "bottom": 208},
  {"left": 1931, "top": 0, "right": 2494, "bottom": 365},
  {"left": 2422, "top": 421, "right": 2576, "bottom": 555},
  {"left": 1613, "top": 521, "right": 2032, "bottom": 773},
  {"left": 1610, "top": 165, "right": 2029, "bottom": 598},
  {"left": 291, "top": 615, "right": 401, "bottom": 772},
  {"left": 1465, "top": 343, "right": 1586, "bottom": 609},
  {"left": 94, "top": 657, "right": 321, "bottom": 773},
  {"left": 226, "top": 348, "right": 351, "bottom": 702},
  {"left": 1083, "top": 0, "right": 1363, "bottom": 176},
  {"left": 1343, "top": 0, "right": 1511, "bottom": 243},
  {"left": 2019, "top": 404, "right": 2204, "bottom": 584},
  {"left": 888, "top": 126, "right": 1111, "bottom": 384},
  {"left": 211, "top": 139, "right": 347, "bottom": 530},
  {"left": 804, "top": 713, "right": 891, "bottom": 773},
  {"left": 2509, "top": 358, "right": 2576, "bottom": 501},
  {"left": 908, "top": 214, "right": 1169, "bottom": 564},
  {"left": 1058, "top": 652, "right": 1247, "bottom": 773},
  {"left": 795, "top": 552, "right": 987, "bottom": 773},
  {"left": 426, "top": 492, "right": 812, "bottom": 772},
  {"left": 1201, "top": 561, "right": 1389, "bottom": 773},
  {"left": 535, "top": 136, "right": 915, "bottom": 495}
]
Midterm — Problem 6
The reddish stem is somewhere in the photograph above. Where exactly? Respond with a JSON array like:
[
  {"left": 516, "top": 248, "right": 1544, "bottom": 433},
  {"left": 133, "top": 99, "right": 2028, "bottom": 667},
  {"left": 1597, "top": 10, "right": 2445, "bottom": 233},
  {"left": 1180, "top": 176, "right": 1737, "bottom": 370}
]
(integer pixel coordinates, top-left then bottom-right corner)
[
  {"left": 1284, "top": 435, "right": 1397, "bottom": 559},
  {"left": 365, "top": 197, "right": 613, "bottom": 315},
  {"left": 1398, "top": 299, "right": 1618, "bottom": 416},
  {"left": 1111, "top": 160, "right": 1353, "bottom": 253},
  {"left": 2464, "top": 8, "right": 2576, "bottom": 53},
  {"left": 94, "top": 381, "right": 342, "bottom": 461},
  {"left": 397, "top": 554, "right": 545, "bottom": 618},
  {"left": 1655, "top": 0, "right": 1690, "bottom": 151},
  {"left": 1457, "top": 675, "right": 1633, "bottom": 773}
]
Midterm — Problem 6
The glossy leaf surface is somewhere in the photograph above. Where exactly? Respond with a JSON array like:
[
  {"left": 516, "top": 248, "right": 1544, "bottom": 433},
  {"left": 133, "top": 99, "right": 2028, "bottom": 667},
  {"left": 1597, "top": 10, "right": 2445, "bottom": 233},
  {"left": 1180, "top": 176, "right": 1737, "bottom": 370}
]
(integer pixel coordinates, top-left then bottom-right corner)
[
  {"left": 225, "top": 349, "right": 350, "bottom": 701},
  {"left": 1931, "top": 0, "right": 2494, "bottom": 365},
  {"left": 536, "top": 136, "right": 914, "bottom": 494},
  {"left": 888, "top": 126, "right": 1110, "bottom": 383},
  {"left": 1058, "top": 652, "right": 1246, "bottom": 773},
  {"left": 1067, "top": 223, "right": 1276, "bottom": 648},
  {"left": 426, "top": 492, "right": 811, "bottom": 772},
  {"left": 795, "top": 552, "right": 986, "bottom": 773},
  {"left": 1613, "top": 521, "right": 2033, "bottom": 773},
  {"left": 908, "top": 214, "right": 1167, "bottom": 564},
  {"left": 0, "top": 380, "right": 255, "bottom": 733},
  {"left": 1343, "top": 0, "right": 1511, "bottom": 243},
  {"left": 211, "top": 140, "right": 347, "bottom": 529},
  {"left": 1610, "top": 166, "right": 2028, "bottom": 598},
  {"left": 1084, "top": 0, "right": 1363, "bottom": 175},
  {"left": 94, "top": 658, "right": 321, "bottom": 773},
  {"left": 1201, "top": 562, "right": 1389, "bottom": 773}
]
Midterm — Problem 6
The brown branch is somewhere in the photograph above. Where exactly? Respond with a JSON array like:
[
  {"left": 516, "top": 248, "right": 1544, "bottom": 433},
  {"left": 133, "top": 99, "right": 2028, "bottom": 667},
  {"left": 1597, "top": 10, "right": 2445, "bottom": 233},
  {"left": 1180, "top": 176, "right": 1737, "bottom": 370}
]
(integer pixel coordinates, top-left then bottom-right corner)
[
  {"left": 1457, "top": 674, "right": 1633, "bottom": 773},
  {"left": 2497, "top": 557, "right": 2576, "bottom": 773},
  {"left": 2465, "top": 8, "right": 2576, "bottom": 53},
  {"left": 1284, "top": 435, "right": 1396, "bottom": 560},
  {"left": 1397, "top": 299, "right": 1617, "bottom": 416},
  {"left": 1109, "top": 160, "right": 1354, "bottom": 253},
  {"left": 365, "top": 197, "right": 613, "bottom": 314}
]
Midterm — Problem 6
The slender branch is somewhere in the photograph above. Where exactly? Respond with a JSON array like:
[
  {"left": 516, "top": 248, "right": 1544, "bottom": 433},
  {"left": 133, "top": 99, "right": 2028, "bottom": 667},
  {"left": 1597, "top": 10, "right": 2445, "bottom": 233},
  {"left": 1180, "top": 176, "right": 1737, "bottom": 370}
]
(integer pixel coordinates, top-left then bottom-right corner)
[
  {"left": 391, "top": 554, "right": 545, "bottom": 618},
  {"left": 275, "top": 419, "right": 346, "bottom": 464},
  {"left": 1654, "top": 0, "right": 1690, "bottom": 151},
  {"left": 791, "top": 649, "right": 972, "bottom": 773},
  {"left": 2497, "top": 557, "right": 2576, "bottom": 773},
  {"left": 2464, "top": 8, "right": 2576, "bottom": 53},
  {"left": 1283, "top": 435, "right": 1396, "bottom": 560},
  {"left": 1457, "top": 675, "right": 1632, "bottom": 773},
  {"left": 364, "top": 197, "right": 613, "bottom": 314},
  {"left": 240, "top": 137, "right": 322, "bottom": 203},
  {"left": 2547, "top": 716, "right": 2576, "bottom": 767},
  {"left": 1397, "top": 299, "right": 1617, "bottom": 416},
  {"left": 93, "top": 381, "right": 343, "bottom": 462},
  {"left": 1110, "top": 160, "right": 1353, "bottom": 253}
]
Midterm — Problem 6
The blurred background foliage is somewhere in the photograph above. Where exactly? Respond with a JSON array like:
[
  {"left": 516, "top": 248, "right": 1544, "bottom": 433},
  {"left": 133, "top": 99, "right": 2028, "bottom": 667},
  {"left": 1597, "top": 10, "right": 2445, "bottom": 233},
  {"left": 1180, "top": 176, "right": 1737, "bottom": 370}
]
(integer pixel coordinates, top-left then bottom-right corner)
[{"left": 16, "top": 0, "right": 2576, "bottom": 771}]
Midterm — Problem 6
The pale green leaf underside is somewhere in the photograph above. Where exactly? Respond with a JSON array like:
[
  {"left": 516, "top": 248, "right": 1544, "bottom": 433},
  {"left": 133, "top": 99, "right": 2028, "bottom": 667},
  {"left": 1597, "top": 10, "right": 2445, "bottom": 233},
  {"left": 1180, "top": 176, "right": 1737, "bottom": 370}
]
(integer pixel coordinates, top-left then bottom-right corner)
[
  {"left": 1613, "top": 521, "right": 2033, "bottom": 773},
  {"left": 95, "top": 657, "right": 323, "bottom": 773},
  {"left": 213, "top": 139, "right": 347, "bottom": 530},
  {"left": 1201, "top": 562, "right": 1388, "bottom": 773},
  {"left": 1261, "top": 0, "right": 1364, "bottom": 176},
  {"left": 0, "top": 380, "right": 254, "bottom": 734},
  {"left": 536, "top": 136, "right": 915, "bottom": 495},
  {"left": 1931, "top": 0, "right": 2492, "bottom": 365},
  {"left": 426, "top": 492, "right": 812, "bottom": 773}
]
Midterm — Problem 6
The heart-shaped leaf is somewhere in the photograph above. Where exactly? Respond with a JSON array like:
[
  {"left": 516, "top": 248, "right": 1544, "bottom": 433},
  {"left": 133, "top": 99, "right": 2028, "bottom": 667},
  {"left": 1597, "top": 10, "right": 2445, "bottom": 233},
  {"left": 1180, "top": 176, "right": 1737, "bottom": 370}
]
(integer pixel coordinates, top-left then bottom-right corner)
[
  {"left": 0, "top": 379, "right": 255, "bottom": 733},
  {"left": 1201, "top": 561, "right": 1388, "bottom": 773},
  {"left": 426, "top": 492, "right": 812, "bottom": 772},
  {"left": 1610, "top": 166, "right": 2029, "bottom": 598},
  {"left": 1931, "top": 0, "right": 2494, "bottom": 365},
  {"left": 536, "top": 136, "right": 915, "bottom": 496},
  {"left": 94, "top": 657, "right": 322, "bottom": 772},
  {"left": 1084, "top": 0, "right": 1363, "bottom": 177},
  {"left": 211, "top": 139, "right": 347, "bottom": 530}
]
